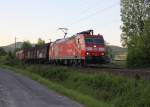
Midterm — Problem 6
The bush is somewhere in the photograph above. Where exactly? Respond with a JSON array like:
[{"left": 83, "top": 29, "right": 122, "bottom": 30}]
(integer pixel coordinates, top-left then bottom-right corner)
[
  {"left": 26, "top": 65, "right": 70, "bottom": 82},
  {"left": 114, "top": 80, "right": 150, "bottom": 107},
  {"left": 0, "top": 55, "right": 7, "bottom": 64},
  {"left": 0, "top": 51, "right": 22, "bottom": 66}
]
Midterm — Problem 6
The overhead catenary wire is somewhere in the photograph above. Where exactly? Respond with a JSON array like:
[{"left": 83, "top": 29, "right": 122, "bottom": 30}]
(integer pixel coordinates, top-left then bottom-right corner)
[
  {"left": 50, "top": 1, "right": 120, "bottom": 39},
  {"left": 68, "top": 2, "right": 120, "bottom": 27},
  {"left": 79, "top": 0, "right": 101, "bottom": 14}
]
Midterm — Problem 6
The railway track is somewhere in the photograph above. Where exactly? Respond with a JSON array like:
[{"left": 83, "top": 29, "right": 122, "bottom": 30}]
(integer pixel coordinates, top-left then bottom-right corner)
[
  {"left": 73, "top": 64, "right": 150, "bottom": 80},
  {"left": 84, "top": 64, "right": 123, "bottom": 69}
]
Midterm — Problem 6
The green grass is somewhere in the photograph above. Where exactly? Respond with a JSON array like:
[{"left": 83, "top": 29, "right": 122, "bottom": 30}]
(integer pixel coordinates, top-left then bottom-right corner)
[
  {"left": 0, "top": 65, "right": 112, "bottom": 107},
  {"left": 1, "top": 64, "right": 150, "bottom": 107}
]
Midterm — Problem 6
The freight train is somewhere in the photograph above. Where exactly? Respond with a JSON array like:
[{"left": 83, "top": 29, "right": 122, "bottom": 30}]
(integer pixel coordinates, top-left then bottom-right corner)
[{"left": 16, "top": 30, "right": 109, "bottom": 65}]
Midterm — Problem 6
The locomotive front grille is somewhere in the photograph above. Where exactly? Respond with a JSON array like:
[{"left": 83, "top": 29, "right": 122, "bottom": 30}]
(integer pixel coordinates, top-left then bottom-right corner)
[{"left": 85, "top": 56, "right": 106, "bottom": 64}]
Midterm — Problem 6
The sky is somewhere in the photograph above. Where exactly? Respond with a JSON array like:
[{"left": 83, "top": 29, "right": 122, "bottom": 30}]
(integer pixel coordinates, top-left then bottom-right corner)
[{"left": 0, "top": 0, "right": 122, "bottom": 46}]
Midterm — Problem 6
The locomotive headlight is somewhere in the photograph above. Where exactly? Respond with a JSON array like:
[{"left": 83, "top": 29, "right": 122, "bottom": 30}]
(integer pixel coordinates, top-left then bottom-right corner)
[
  {"left": 99, "top": 48, "right": 105, "bottom": 51},
  {"left": 86, "top": 47, "right": 92, "bottom": 51},
  {"left": 101, "top": 53, "right": 105, "bottom": 56},
  {"left": 86, "top": 52, "right": 90, "bottom": 55}
]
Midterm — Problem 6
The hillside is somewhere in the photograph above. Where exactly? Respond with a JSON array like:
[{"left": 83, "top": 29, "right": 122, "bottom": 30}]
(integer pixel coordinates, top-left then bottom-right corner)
[
  {"left": 109, "top": 45, "right": 127, "bottom": 55},
  {"left": 1, "top": 42, "right": 23, "bottom": 52}
]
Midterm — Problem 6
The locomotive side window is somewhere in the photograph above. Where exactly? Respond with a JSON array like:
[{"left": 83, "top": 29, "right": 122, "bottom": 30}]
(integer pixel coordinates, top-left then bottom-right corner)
[{"left": 85, "top": 38, "right": 104, "bottom": 44}]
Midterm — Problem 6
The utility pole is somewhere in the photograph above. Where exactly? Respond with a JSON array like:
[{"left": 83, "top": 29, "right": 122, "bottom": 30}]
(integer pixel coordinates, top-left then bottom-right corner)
[
  {"left": 58, "top": 28, "right": 68, "bottom": 38},
  {"left": 15, "top": 37, "right": 17, "bottom": 50}
]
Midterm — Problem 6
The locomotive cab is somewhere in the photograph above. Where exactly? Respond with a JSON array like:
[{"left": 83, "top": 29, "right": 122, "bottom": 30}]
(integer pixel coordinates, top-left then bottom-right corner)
[{"left": 77, "top": 30, "right": 107, "bottom": 64}]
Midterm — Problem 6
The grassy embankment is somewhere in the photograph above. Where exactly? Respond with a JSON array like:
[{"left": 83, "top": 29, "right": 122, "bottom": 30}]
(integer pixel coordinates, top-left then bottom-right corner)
[{"left": 0, "top": 64, "right": 150, "bottom": 107}]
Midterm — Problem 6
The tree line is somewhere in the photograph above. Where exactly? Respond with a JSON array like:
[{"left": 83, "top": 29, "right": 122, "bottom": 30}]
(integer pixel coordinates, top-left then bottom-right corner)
[{"left": 21, "top": 38, "right": 45, "bottom": 50}]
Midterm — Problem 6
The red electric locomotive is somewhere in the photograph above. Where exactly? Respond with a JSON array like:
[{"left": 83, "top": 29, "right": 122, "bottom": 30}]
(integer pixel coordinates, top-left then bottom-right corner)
[{"left": 49, "top": 30, "right": 107, "bottom": 65}]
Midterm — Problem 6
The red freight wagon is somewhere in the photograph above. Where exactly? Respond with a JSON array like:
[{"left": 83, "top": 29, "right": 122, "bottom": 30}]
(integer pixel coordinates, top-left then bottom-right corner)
[
  {"left": 16, "top": 43, "right": 50, "bottom": 64},
  {"left": 49, "top": 30, "right": 107, "bottom": 65},
  {"left": 23, "top": 43, "right": 50, "bottom": 63},
  {"left": 16, "top": 50, "right": 24, "bottom": 60}
]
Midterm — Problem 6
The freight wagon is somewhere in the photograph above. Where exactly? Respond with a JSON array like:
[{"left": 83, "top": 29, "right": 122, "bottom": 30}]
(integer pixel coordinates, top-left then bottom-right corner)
[{"left": 16, "top": 43, "right": 50, "bottom": 64}]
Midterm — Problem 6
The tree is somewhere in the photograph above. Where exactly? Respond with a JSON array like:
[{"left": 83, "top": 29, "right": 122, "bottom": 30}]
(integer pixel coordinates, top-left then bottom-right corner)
[
  {"left": 37, "top": 38, "right": 45, "bottom": 46},
  {"left": 121, "top": 0, "right": 150, "bottom": 67},
  {"left": 0, "top": 47, "right": 7, "bottom": 56},
  {"left": 21, "top": 41, "right": 32, "bottom": 49}
]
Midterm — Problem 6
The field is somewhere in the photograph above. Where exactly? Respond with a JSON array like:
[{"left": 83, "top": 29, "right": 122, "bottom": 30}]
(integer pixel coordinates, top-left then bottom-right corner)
[{"left": 1, "top": 63, "right": 150, "bottom": 107}]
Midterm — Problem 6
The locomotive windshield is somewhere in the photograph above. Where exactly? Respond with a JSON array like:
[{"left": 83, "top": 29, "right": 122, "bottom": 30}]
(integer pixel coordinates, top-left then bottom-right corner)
[{"left": 85, "top": 38, "right": 104, "bottom": 44}]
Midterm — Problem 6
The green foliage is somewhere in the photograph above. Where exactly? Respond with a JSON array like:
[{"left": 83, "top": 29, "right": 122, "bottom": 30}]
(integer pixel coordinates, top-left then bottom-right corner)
[
  {"left": 121, "top": 0, "right": 150, "bottom": 67},
  {"left": 21, "top": 41, "right": 32, "bottom": 49},
  {"left": 114, "top": 80, "right": 150, "bottom": 107},
  {"left": 9, "top": 65, "right": 150, "bottom": 107},
  {"left": 0, "top": 51, "right": 21, "bottom": 66},
  {"left": 27, "top": 65, "right": 69, "bottom": 82},
  {"left": 36, "top": 38, "right": 45, "bottom": 46},
  {"left": 0, "top": 47, "right": 7, "bottom": 56},
  {"left": 0, "top": 55, "right": 7, "bottom": 64},
  {"left": 14, "top": 48, "right": 22, "bottom": 53},
  {"left": 5, "top": 51, "right": 15, "bottom": 65}
]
